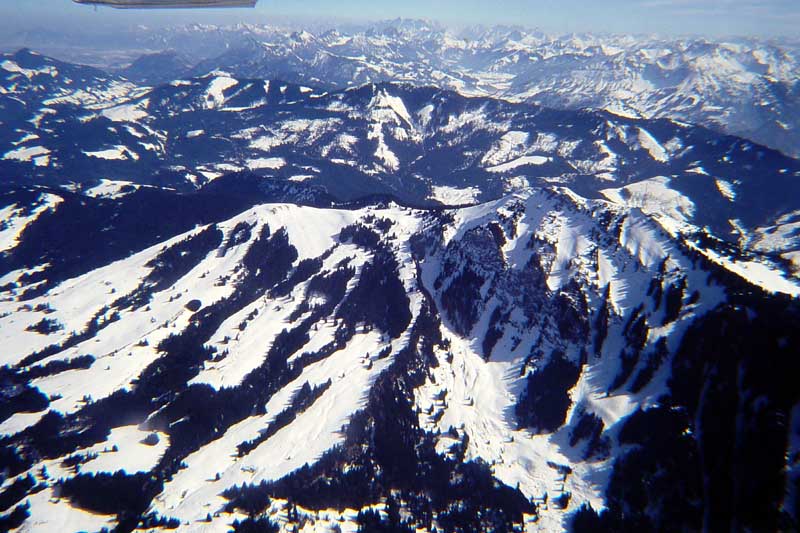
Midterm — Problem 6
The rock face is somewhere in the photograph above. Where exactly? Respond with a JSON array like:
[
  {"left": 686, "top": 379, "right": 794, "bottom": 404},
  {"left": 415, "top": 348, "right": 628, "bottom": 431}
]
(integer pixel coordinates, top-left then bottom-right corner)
[{"left": 0, "top": 183, "right": 797, "bottom": 532}]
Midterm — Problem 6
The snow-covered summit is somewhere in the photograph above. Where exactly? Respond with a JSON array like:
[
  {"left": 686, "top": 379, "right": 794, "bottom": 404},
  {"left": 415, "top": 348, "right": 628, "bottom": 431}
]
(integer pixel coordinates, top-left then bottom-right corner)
[{"left": 0, "top": 183, "right": 797, "bottom": 532}]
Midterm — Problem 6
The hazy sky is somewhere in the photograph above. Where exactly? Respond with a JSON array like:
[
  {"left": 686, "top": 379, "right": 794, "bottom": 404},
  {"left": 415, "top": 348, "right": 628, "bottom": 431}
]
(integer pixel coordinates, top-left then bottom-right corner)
[{"left": 0, "top": 0, "right": 798, "bottom": 38}]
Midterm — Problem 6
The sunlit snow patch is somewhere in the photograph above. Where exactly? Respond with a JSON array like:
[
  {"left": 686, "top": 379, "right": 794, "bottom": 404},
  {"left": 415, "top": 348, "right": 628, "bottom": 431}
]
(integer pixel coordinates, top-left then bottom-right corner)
[
  {"left": 22, "top": 487, "right": 114, "bottom": 533},
  {"left": 486, "top": 155, "right": 551, "bottom": 173},
  {"left": 1, "top": 59, "right": 57, "bottom": 79},
  {"left": 601, "top": 176, "right": 695, "bottom": 230},
  {"left": 205, "top": 75, "right": 238, "bottom": 109},
  {"left": 83, "top": 146, "right": 139, "bottom": 161},
  {"left": 84, "top": 179, "right": 141, "bottom": 199},
  {"left": 4, "top": 145, "right": 51, "bottom": 162},
  {"left": 75, "top": 425, "right": 169, "bottom": 475},
  {"left": 246, "top": 157, "right": 286, "bottom": 170},
  {"left": 101, "top": 99, "right": 149, "bottom": 122},
  {"left": 0, "top": 193, "right": 62, "bottom": 253},
  {"left": 430, "top": 185, "right": 481, "bottom": 205},
  {"left": 636, "top": 127, "right": 669, "bottom": 162},
  {"left": 715, "top": 178, "right": 736, "bottom": 201},
  {"left": 481, "top": 130, "right": 529, "bottom": 167},
  {"left": 698, "top": 247, "right": 800, "bottom": 297}
]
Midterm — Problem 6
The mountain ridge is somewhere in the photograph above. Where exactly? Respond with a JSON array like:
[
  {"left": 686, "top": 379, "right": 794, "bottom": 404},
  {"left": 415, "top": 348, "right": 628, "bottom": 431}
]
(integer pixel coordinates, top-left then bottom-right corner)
[
  {"left": 0, "top": 183, "right": 798, "bottom": 531},
  {"left": 2, "top": 49, "right": 799, "bottom": 293}
]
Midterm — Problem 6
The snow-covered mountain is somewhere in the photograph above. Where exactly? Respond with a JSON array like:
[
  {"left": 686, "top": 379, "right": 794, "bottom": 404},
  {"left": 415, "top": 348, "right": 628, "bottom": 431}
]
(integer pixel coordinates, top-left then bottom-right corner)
[
  {"left": 24, "top": 20, "right": 795, "bottom": 158},
  {"left": 0, "top": 181, "right": 798, "bottom": 532},
  {"left": 0, "top": 42, "right": 799, "bottom": 533},
  {"left": 2, "top": 49, "right": 800, "bottom": 290},
  {"left": 196, "top": 22, "right": 800, "bottom": 159}
]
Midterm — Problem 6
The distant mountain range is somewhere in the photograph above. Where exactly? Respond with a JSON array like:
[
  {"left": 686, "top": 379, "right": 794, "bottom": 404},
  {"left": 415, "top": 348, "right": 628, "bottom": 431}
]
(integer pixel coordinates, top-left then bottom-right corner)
[{"left": 6, "top": 20, "right": 798, "bottom": 157}]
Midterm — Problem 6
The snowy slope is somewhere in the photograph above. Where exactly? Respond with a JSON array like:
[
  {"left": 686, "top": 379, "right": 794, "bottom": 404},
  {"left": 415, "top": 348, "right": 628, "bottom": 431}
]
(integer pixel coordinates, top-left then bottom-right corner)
[{"left": 1, "top": 185, "right": 798, "bottom": 532}]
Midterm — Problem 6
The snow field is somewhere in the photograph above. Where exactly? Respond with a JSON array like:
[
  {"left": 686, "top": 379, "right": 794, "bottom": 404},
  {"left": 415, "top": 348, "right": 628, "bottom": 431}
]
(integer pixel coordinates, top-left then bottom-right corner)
[{"left": 0, "top": 193, "right": 62, "bottom": 253}]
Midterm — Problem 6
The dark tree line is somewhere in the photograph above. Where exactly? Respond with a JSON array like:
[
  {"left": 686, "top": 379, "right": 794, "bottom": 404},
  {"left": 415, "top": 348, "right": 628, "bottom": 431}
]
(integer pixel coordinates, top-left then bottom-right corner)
[
  {"left": 515, "top": 350, "right": 581, "bottom": 434},
  {"left": 572, "top": 289, "right": 800, "bottom": 531}
]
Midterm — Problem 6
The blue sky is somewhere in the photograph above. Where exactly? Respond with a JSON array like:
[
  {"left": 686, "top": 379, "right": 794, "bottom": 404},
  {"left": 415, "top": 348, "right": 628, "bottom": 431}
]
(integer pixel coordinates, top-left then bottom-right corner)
[{"left": 0, "top": 0, "right": 798, "bottom": 38}]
